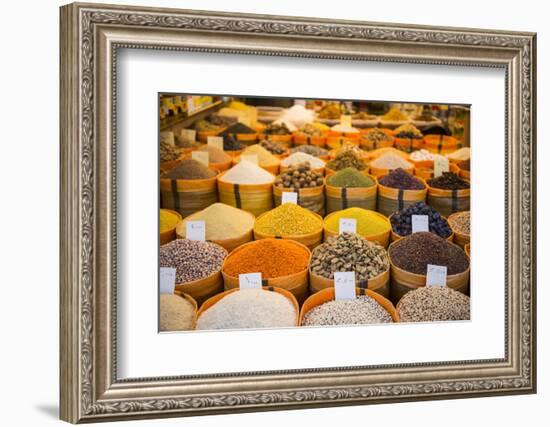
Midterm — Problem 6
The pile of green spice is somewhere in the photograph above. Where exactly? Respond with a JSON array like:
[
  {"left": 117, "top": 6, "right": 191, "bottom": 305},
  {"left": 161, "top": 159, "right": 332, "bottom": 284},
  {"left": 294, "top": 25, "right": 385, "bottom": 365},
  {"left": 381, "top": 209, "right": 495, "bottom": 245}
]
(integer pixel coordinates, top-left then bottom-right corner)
[
  {"left": 255, "top": 203, "right": 322, "bottom": 236},
  {"left": 161, "top": 158, "right": 217, "bottom": 180},
  {"left": 427, "top": 172, "right": 469, "bottom": 190},
  {"left": 326, "top": 167, "right": 375, "bottom": 188},
  {"left": 326, "top": 150, "right": 366, "bottom": 171},
  {"left": 389, "top": 232, "right": 469, "bottom": 275}
]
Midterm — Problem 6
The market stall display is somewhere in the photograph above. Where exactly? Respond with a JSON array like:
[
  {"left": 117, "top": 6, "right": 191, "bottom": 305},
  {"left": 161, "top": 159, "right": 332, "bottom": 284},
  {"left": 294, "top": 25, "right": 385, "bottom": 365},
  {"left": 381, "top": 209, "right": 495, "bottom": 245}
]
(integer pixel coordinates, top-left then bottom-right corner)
[{"left": 157, "top": 96, "right": 471, "bottom": 332}]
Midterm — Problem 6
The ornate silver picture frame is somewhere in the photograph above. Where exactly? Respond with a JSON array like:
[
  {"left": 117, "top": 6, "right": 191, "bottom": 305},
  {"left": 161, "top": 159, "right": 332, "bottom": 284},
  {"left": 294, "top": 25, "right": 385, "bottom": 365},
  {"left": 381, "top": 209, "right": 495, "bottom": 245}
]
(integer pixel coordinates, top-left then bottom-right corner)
[{"left": 60, "top": 2, "right": 536, "bottom": 423}]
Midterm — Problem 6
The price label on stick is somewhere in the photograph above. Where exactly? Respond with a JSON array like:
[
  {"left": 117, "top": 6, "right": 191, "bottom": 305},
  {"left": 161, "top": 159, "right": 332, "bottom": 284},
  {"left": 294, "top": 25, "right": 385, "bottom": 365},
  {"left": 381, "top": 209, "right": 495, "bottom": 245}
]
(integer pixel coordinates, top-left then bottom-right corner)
[
  {"left": 434, "top": 156, "right": 450, "bottom": 178},
  {"left": 207, "top": 136, "right": 224, "bottom": 151},
  {"left": 239, "top": 273, "right": 262, "bottom": 289},
  {"left": 426, "top": 264, "right": 447, "bottom": 287},
  {"left": 340, "top": 115, "right": 352, "bottom": 128},
  {"left": 180, "top": 129, "right": 196, "bottom": 144},
  {"left": 412, "top": 215, "right": 430, "bottom": 233},
  {"left": 281, "top": 192, "right": 298, "bottom": 205},
  {"left": 191, "top": 151, "right": 209, "bottom": 166},
  {"left": 186, "top": 221, "right": 206, "bottom": 241},
  {"left": 334, "top": 272, "right": 356, "bottom": 301},
  {"left": 241, "top": 154, "right": 258, "bottom": 165},
  {"left": 339, "top": 218, "right": 357, "bottom": 234},
  {"left": 161, "top": 131, "right": 175, "bottom": 146},
  {"left": 159, "top": 267, "right": 176, "bottom": 294}
]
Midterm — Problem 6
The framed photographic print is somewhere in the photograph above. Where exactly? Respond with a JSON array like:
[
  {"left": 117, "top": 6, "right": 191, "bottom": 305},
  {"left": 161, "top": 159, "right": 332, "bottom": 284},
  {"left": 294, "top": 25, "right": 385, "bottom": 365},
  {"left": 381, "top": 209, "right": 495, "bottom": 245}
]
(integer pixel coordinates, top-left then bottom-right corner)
[{"left": 60, "top": 2, "right": 537, "bottom": 423}]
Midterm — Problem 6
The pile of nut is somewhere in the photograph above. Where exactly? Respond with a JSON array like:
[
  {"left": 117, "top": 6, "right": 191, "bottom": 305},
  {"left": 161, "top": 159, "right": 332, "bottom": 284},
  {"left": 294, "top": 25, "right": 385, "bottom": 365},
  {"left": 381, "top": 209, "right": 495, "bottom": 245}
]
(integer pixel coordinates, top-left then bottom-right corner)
[
  {"left": 275, "top": 163, "right": 324, "bottom": 190},
  {"left": 159, "top": 239, "right": 226, "bottom": 284},
  {"left": 160, "top": 139, "right": 181, "bottom": 162},
  {"left": 260, "top": 139, "right": 286, "bottom": 155},
  {"left": 309, "top": 233, "right": 389, "bottom": 281},
  {"left": 302, "top": 295, "right": 393, "bottom": 326},
  {"left": 397, "top": 286, "right": 470, "bottom": 322}
]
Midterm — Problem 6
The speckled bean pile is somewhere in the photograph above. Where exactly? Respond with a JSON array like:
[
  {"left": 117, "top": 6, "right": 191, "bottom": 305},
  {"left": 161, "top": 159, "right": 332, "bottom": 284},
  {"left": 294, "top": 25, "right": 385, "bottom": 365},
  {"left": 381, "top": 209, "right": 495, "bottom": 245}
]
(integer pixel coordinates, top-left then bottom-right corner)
[
  {"left": 397, "top": 286, "right": 470, "bottom": 322},
  {"left": 159, "top": 239, "right": 226, "bottom": 284},
  {"left": 303, "top": 295, "right": 392, "bottom": 326}
]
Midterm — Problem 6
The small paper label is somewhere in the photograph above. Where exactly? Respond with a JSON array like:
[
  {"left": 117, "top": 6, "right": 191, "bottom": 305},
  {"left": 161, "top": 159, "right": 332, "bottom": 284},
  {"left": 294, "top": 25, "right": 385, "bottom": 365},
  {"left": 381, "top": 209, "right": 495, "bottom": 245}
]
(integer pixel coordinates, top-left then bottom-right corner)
[
  {"left": 241, "top": 154, "right": 259, "bottom": 165},
  {"left": 187, "top": 97, "right": 195, "bottom": 113},
  {"left": 161, "top": 131, "right": 175, "bottom": 146},
  {"left": 239, "top": 273, "right": 262, "bottom": 289},
  {"left": 159, "top": 267, "right": 177, "bottom": 294},
  {"left": 191, "top": 151, "right": 209, "bottom": 166},
  {"left": 426, "top": 264, "right": 447, "bottom": 287},
  {"left": 207, "top": 136, "right": 224, "bottom": 151},
  {"left": 412, "top": 215, "right": 430, "bottom": 233},
  {"left": 294, "top": 99, "right": 306, "bottom": 106},
  {"left": 281, "top": 192, "right": 298, "bottom": 204},
  {"left": 434, "top": 156, "right": 450, "bottom": 178},
  {"left": 186, "top": 220, "right": 206, "bottom": 241},
  {"left": 340, "top": 115, "right": 352, "bottom": 128},
  {"left": 339, "top": 218, "right": 357, "bottom": 234},
  {"left": 180, "top": 129, "right": 196, "bottom": 144},
  {"left": 334, "top": 272, "right": 356, "bottom": 300}
]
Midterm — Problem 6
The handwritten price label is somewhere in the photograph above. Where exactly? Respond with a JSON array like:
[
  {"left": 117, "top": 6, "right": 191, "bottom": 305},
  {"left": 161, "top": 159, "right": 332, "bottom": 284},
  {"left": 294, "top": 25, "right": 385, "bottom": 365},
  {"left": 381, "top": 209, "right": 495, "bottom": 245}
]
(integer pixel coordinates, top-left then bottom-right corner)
[
  {"left": 434, "top": 156, "right": 450, "bottom": 178},
  {"left": 339, "top": 218, "right": 357, "bottom": 234},
  {"left": 186, "top": 221, "right": 206, "bottom": 241},
  {"left": 159, "top": 267, "right": 177, "bottom": 294},
  {"left": 207, "top": 136, "right": 224, "bottom": 151},
  {"left": 426, "top": 264, "right": 447, "bottom": 287},
  {"left": 334, "top": 272, "right": 356, "bottom": 300},
  {"left": 412, "top": 215, "right": 430, "bottom": 233},
  {"left": 239, "top": 273, "right": 262, "bottom": 289},
  {"left": 281, "top": 192, "right": 298, "bottom": 204}
]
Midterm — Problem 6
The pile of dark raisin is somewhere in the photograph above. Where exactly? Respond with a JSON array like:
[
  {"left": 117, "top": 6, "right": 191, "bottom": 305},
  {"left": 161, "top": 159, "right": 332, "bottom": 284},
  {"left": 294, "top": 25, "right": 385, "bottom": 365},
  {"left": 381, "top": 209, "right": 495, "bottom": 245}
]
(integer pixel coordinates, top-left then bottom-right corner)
[{"left": 390, "top": 201, "right": 452, "bottom": 238}]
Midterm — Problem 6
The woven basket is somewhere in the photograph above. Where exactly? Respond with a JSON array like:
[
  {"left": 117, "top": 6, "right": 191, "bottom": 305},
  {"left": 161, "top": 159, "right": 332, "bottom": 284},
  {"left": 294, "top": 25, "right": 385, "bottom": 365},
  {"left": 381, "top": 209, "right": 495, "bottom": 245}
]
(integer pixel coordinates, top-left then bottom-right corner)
[
  {"left": 299, "top": 287, "right": 399, "bottom": 325},
  {"left": 197, "top": 286, "right": 300, "bottom": 327},
  {"left": 376, "top": 178, "right": 427, "bottom": 217},
  {"left": 159, "top": 169, "right": 219, "bottom": 218}
]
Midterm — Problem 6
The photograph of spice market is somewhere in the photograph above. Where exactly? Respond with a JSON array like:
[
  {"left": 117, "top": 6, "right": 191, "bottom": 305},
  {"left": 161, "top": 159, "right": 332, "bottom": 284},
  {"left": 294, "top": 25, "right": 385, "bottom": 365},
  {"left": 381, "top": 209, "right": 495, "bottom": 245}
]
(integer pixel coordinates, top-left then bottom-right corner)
[{"left": 158, "top": 94, "right": 471, "bottom": 332}]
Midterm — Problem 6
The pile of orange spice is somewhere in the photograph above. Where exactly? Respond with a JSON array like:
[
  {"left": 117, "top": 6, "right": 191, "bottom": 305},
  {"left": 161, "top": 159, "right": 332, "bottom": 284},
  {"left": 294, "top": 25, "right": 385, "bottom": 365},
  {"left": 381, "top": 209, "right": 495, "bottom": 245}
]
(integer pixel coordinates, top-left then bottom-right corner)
[{"left": 223, "top": 239, "right": 310, "bottom": 278}]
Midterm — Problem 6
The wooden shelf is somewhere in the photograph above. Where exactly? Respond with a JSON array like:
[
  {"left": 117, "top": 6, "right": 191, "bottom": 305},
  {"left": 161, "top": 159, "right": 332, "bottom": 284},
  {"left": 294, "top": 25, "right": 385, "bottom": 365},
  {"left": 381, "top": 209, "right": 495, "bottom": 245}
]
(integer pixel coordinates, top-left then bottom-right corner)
[{"left": 160, "top": 100, "right": 224, "bottom": 132}]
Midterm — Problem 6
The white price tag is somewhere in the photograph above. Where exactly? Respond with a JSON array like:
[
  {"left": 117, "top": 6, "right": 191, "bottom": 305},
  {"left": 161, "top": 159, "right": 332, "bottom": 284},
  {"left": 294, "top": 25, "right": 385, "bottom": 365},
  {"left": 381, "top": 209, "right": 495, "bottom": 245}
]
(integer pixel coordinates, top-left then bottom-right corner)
[
  {"left": 339, "top": 218, "right": 357, "bottom": 234},
  {"left": 241, "top": 154, "right": 258, "bottom": 165},
  {"left": 159, "top": 267, "right": 177, "bottom": 294},
  {"left": 434, "top": 156, "right": 450, "bottom": 178},
  {"left": 334, "top": 272, "right": 356, "bottom": 300},
  {"left": 207, "top": 136, "right": 224, "bottom": 151},
  {"left": 191, "top": 151, "right": 209, "bottom": 166},
  {"left": 426, "top": 264, "right": 447, "bottom": 287},
  {"left": 239, "top": 273, "right": 263, "bottom": 289},
  {"left": 281, "top": 192, "right": 298, "bottom": 204},
  {"left": 161, "top": 131, "right": 175, "bottom": 146},
  {"left": 186, "top": 221, "right": 206, "bottom": 241},
  {"left": 187, "top": 97, "right": 195, "bottom": 114},
  {"left": 180, "top": 129, "right": 196, "bottom": 144},
  {"left": 412, "top": 215, "right": 430, "bottom": 233},
  {"left": 340, "top": 115, "right": 352, "bottom": 128}
]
